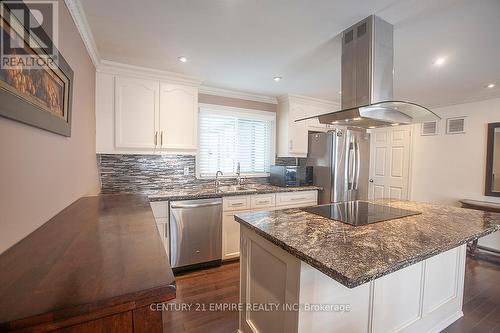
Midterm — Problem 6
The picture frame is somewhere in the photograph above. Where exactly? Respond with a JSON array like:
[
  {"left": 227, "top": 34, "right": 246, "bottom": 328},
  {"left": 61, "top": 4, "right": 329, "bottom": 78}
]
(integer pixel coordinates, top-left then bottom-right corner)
[{"left": 0, "top": 1, "right": 73, "bottom": 137}]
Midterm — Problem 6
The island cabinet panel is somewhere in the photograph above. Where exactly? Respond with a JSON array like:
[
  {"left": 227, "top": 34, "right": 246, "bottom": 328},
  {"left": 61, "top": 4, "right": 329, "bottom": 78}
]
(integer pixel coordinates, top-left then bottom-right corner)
[
  {"left": 239, "top": 225, "right": 467, "bottom": 333},
  {"left": 298, "top": 264, "right": 370, "bottom": 333},
  {"left": 371, "top": 263, "right": 424, "bottom": 333},
  {"left": 240, "top": 226, "right": 300, "bottom": 333}
]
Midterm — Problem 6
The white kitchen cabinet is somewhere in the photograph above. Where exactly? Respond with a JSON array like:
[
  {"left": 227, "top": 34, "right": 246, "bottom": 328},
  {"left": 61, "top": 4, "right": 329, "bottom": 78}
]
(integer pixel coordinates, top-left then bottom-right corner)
[
  {"left": 222, "top": 190, "right": 318, "bottom": 260},
  {"left": 150, "top": 201, "right": 170, "bottom": 258},
  {"left": 158, "top": 83, "right": 198, "bottom": 150},
  {"left": 275, "top": 190, "right": 318, "bottom": 209},
  {"left": 222, "top": 211, "right": 244, "bottom": 260},
  {"left": 150, "top": 191, "right": 318, "bottom": 262},
  {"left": 115, "top": 76, "right": 159, "bottom": 149},
  {"left": 96, "top": 62, "right": 200, "bottom": 154},
  {"left": 277, "top": 94, "right": 339, "bottom": 157}
]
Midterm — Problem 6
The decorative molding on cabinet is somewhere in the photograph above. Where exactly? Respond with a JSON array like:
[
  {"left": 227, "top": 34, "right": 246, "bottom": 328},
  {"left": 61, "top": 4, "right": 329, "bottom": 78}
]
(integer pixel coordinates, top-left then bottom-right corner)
[
  {"left": 97, "top": 60, "right": 202, "bottom": 87},
  {"left": 199, "top": 85, "right": 278, "bottom": 104},
  {"left": 64, "top": 0, "right": 101, "bottom": 67}
]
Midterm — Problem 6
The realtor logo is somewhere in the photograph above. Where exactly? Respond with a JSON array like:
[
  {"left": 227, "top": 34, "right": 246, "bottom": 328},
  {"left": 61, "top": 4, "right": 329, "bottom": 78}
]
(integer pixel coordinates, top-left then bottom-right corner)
[{"left": 0, "top": 0, "right": 59, "bottom": 69}]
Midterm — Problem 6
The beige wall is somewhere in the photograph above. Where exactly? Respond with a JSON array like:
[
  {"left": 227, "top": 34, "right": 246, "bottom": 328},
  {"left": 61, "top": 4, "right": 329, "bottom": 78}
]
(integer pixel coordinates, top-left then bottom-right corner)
[
  {"left": 199, "top": 93, "right": 277, "bottom": 112},
  {"left": 0, "top": 1, "right": 100, "bottom": 254},
  {"left": 409, "top": 97, "right": 500, "bottom": 250}
]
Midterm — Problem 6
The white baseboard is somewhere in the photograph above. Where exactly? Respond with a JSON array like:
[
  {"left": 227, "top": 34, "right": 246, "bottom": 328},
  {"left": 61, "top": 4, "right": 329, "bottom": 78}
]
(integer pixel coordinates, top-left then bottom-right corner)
[{"left": 426, "top": 311, "right": 464, "bottom": 333}]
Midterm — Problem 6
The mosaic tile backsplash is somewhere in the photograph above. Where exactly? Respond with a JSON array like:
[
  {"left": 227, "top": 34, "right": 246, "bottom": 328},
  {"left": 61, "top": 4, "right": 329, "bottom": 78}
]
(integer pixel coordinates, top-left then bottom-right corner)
[{"left": 98, "top": 154, "right": 269, "bottom": 193}]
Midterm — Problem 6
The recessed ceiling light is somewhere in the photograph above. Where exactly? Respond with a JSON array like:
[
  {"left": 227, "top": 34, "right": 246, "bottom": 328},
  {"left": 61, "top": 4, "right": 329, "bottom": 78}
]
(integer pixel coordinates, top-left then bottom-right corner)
[
  {"left": 273, "top": 76, "right": 282, "bottom": 82},
  {"left": 391, "top": 123, "right": 400, "bottom": 126},
  {"left": 353, "top": 117, "right": 362, "bottom": 120},
  {"left": 178, "top": 56, "right": 188, "bottom": 63},
  {"left": 487, "top": 83, "right": 496, "bottom": 88},
  {"left": 332, "top": 121, "right": 339, "bottom": 124},
  {"left": 433, "top": 57, "right": 446, "bottom": 66},
  {"left": 368, "top": 126, "right": 376, "bottom": 129}
]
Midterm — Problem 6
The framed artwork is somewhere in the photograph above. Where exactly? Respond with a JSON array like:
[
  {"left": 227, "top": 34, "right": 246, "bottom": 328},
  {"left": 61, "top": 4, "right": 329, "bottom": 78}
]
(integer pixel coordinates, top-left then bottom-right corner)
[{"left": 0, "top": 1, "right": 73, "bottom": 136}]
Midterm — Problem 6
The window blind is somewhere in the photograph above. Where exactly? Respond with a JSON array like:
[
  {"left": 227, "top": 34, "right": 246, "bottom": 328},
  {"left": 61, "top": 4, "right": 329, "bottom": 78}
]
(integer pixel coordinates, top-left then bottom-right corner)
[{"left": 198, "top": 107, "right": 274, "bottom": 177}]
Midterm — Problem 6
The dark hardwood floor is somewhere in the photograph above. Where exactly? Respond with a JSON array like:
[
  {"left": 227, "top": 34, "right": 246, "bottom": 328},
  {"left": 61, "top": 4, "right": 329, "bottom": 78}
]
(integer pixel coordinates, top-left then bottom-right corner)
[
  {"left": 443, "top": 258, "right": 500, "bottom": 333},
  {"left": 163, "top": 257, "right": 500, "bottom": 333},
  {"left": 163, "top": 261, "right": 240, "bottom": 333}
]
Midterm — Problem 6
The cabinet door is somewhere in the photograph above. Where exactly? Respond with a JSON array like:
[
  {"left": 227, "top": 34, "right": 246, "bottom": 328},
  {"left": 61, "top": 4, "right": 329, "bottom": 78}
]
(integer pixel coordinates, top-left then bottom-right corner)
[
  {"left": 115, "top": 76, "right": 159, "bottom": 149},
  {"left": 222, "top": 212, "right": 241, "bottom": 260},
  {"left": 159, "top": 83, "right": 198, "bottom": 150},
  {"left": 289, "top": 105, "right": 308, "bottom": 155}
]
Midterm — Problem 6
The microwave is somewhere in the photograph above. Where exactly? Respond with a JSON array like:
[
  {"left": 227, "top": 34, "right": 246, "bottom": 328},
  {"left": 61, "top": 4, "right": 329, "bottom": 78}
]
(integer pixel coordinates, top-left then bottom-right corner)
[{"left": 270, "top": 165, "right": 313, "bottom": 187}]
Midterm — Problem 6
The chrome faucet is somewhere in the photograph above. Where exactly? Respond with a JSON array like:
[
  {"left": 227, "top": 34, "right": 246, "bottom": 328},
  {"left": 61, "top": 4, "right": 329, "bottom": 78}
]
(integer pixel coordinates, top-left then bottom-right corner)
[
  {"left": 236, "top": 162, "right": 242, "bottom": 186},
  {"left": 215, "top": 170, "right": 223, "bottom": 188}
]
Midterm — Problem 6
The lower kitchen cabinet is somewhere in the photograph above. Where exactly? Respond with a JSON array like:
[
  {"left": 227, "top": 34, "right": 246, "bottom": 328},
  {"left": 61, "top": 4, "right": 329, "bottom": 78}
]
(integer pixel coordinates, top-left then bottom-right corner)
[
  {"left": 150, "top": 190, "right": 318, "bottom": 263},
  {"left": 222, "top": 212, "right": 243, "bottom": 261},
  {"left": 222, "top": 190, "right": 318, "bottom": 261}
]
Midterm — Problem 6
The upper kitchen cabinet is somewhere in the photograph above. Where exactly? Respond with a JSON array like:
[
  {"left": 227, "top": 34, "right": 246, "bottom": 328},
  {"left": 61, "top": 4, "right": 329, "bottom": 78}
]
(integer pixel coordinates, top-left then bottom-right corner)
[
  {"left": 115, "top": 76, "right": 159, "bottom": 149},
  {"left": 277, "top": 94, "right": 339, "bottom": 157},
  {"left": 96, "top": 61, "right": 201, "bottom": 154},
  {"left": 158, "top": 83, "right": 198, "bottom": 150}
]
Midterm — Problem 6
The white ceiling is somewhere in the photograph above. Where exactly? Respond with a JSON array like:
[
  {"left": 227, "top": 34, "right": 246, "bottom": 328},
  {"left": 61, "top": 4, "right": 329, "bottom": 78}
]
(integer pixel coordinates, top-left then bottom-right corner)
[{"left": 80, "top": 0, "right": 500, "bottom": 107}]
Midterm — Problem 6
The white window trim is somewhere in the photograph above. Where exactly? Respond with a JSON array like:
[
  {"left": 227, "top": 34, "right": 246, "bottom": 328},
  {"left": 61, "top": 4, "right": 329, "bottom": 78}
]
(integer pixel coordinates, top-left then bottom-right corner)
[{"left": 196, "top": 103, "right": 276, "bottom": 179}]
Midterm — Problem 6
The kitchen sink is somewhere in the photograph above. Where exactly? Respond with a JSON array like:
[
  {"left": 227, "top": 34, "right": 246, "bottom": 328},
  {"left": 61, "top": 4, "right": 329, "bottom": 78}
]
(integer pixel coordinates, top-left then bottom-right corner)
[{"left": 216, "top": 185, "right": 257, "bottom": 193}]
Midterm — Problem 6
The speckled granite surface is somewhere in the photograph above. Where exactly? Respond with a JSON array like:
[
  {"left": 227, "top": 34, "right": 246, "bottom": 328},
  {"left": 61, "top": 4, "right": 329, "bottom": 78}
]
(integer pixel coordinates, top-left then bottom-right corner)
[
  {"left": 148, "top": 184, "right": 321, "bottom": 201},
  {"left": 234, "top": 200, "right": 500, "bottom": 288}
]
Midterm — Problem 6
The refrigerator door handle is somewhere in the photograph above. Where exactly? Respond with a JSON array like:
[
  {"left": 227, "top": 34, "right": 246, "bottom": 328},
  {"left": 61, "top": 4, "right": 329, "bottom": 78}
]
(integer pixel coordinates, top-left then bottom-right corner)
[
  {"left": 347, "top": 138, "right": 355, "bottom": 190},
  {"left": 353, "top": 139, "right": 361, "bottom": 190}
]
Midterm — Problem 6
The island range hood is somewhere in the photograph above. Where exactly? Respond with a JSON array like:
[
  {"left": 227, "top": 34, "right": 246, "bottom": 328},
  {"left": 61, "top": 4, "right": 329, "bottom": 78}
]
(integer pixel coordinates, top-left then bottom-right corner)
[{"left": 297, "top": 15, "right": 440, "bottom": 128}]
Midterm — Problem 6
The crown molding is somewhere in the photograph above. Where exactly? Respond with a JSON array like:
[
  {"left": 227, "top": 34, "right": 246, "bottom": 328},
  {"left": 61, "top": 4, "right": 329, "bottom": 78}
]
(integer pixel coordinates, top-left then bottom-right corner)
[
  {"left": 97, "top": 60, "right": 202, "bottom": 86},
  {"left": 278, "top": 94, "right": 340, "bottom": 108},
  {"left": 64, "top": 0, "right": 101, "bottom": 67},
  {"left": 199, "top": 85, "right": 278, "bottom": 104}
]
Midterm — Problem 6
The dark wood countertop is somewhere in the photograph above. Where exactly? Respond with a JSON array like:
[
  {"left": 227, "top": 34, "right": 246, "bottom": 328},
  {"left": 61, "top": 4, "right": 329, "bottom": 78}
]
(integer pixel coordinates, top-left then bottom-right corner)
[{"left": 0, "top": 194, "right": 175, "bottom": 331}]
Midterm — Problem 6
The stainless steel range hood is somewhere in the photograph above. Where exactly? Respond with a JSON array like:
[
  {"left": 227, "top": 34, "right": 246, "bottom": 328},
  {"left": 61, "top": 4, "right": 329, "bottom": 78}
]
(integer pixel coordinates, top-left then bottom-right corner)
[{"left": 297, "top": 15, "right": 440, "bottom": 128}]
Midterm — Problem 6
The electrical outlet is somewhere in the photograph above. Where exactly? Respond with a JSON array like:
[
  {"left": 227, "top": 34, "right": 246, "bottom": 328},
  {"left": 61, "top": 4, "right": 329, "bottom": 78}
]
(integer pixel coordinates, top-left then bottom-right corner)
[{"left": 183, "top": 166, "right": 190, "bottom": 176}]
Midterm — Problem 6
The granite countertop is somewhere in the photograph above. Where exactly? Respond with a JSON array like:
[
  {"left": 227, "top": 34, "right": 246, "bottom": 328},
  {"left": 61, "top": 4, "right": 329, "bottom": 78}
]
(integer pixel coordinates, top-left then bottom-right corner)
[
  {"left": 234, "top": 200, "right": 500, "bottom": 288},
  {"left": 148, "top": 183, "right": 322, "bottom": 201}
]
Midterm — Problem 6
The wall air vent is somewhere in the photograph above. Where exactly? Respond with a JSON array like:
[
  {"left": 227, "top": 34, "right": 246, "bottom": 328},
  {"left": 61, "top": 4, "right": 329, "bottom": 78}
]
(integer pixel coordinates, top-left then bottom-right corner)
[
  {"left": 446, "top": 117, "right": 466, "bottom": 134},
  {"left": 421, "top": 121, "right": 438, "bottom": 136}
]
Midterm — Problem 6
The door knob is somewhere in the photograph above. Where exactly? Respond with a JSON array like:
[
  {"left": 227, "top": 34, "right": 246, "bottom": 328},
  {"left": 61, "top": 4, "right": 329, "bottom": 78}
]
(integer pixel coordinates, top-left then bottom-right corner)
[{"left": 369, "top": 179, "right": 374, "bottom": 183}]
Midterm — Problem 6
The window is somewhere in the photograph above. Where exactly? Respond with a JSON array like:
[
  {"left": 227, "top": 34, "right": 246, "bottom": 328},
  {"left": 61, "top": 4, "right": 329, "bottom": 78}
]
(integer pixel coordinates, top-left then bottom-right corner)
[{"left": 198, "top": 105, "right": 275, "bottom": 178}]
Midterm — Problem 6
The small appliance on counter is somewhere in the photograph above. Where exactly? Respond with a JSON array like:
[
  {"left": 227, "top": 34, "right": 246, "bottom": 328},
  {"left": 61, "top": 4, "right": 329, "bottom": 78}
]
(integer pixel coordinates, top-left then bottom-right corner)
[{"left": 270, "top": 165, "right": 313, "bottom": 187}]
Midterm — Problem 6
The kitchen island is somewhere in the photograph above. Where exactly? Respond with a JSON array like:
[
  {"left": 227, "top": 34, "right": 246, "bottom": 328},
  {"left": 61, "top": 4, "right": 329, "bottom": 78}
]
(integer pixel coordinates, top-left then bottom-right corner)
[{"left": 234, "top": 200, "right": 500, "bottom": 333}]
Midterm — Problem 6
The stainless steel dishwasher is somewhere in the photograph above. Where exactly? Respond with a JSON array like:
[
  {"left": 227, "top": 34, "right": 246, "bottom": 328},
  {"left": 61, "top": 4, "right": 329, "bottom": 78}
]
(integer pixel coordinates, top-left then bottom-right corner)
[{"left": 169, "top": 198, "right": 222, "bottom": 271}]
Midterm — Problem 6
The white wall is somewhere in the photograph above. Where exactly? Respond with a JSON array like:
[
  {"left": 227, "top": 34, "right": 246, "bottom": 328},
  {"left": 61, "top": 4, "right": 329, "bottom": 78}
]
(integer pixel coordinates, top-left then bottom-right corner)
[{"left": 409, "top": 97, "right": 500, "bottom": 248}]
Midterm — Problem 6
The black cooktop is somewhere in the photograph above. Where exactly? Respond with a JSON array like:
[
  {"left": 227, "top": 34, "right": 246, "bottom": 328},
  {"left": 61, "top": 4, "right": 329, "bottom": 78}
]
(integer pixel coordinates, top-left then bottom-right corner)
[{"left": 301, "top": 201, "right": 421, "bottom": 226}]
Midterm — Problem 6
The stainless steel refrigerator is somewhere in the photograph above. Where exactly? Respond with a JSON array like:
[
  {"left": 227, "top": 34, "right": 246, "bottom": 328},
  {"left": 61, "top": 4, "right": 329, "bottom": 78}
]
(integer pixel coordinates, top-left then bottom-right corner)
[{"left": 306, "top": 129, "right": 370, "bottom": 204}]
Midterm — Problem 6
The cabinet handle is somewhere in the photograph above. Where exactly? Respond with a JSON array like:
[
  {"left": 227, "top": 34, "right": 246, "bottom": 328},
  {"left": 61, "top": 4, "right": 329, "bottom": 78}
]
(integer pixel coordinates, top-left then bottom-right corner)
[
  {"left": 290, "top": 197, "right": 307, "bottom": 201},
  {"left": 161, "top": 131, "right": 163, "bottom": 146},
  {"left": 154, "top": 131, "right": 157, "bottom": 146},
  {"left": 256, "top": 200, "right": 269, "bottom": 204},
  {"left": 230, "top": 202, "right": 244, "bottom": 207}
]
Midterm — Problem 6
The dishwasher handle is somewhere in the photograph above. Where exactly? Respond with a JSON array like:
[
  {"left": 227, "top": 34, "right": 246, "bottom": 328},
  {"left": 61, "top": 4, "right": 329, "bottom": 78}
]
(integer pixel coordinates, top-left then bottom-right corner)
[{"left": 170, "top": 201, "right": 222, "bottom": 209}]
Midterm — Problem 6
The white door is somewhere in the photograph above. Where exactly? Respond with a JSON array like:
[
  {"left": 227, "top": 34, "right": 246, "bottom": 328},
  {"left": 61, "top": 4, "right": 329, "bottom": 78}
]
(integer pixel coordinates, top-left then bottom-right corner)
[
  {"left": 369, "top": 126, "right": 412, "bottom": 200},
  {"left": 158, "top": 83, "right": 198, "bottom": 150},
  {"left": 115, "top": 76, "right": 159, "bottom": 149},
  {"left": 289, "top": 105, "right": 308, "bottom": 155}
]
